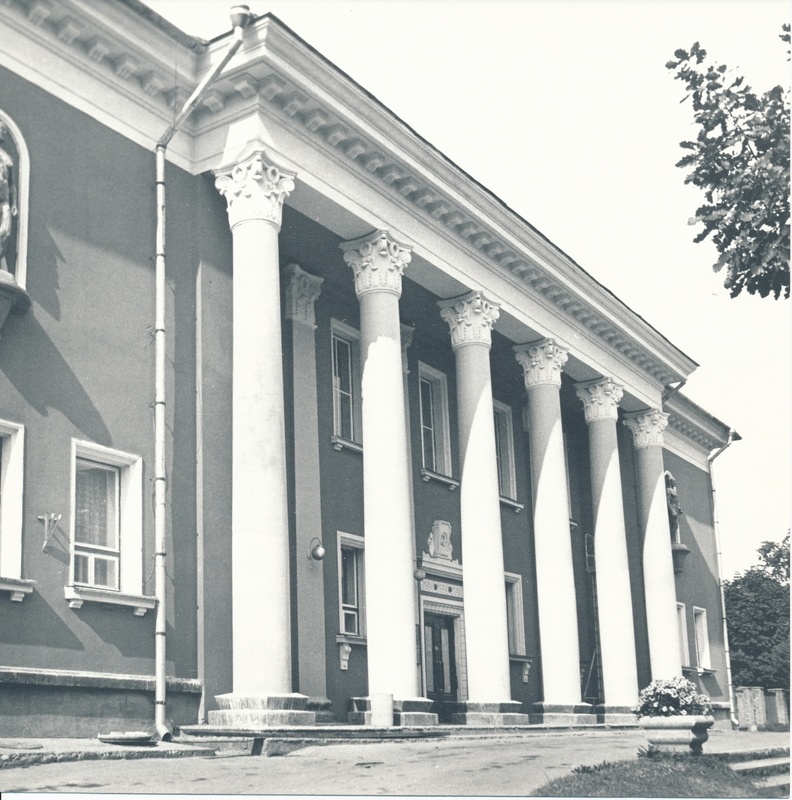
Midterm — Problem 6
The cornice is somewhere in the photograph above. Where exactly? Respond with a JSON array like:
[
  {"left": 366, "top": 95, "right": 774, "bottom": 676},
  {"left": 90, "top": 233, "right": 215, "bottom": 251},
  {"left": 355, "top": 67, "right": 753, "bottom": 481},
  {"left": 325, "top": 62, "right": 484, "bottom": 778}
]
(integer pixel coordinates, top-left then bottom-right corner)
[
  {"left": 3, "top": 3, "right": 698, "bottom": 391},
  {"left": 664, "top": 393, "right": 734, "bottom": 456}
]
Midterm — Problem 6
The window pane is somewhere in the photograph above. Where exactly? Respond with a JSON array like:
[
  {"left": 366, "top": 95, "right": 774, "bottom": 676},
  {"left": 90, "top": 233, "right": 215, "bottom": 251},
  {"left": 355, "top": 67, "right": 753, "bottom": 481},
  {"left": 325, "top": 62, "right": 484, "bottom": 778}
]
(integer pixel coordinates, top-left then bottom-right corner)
[
  {"left": 344, "top": 610, "right": 359, "bottom": 636},
  {"left": 424, "top": 625, "right": 434, "bottom": 692},
  {"left": 333, "top": 336, "right": 355, "bottom": 440},
  {"left": 341, "top": 548, "right": 358, "bottom": 606},
  {"left": 74, "top": 553, "right": 89, "bottom": 584},
  {"left": 75, "top": 460, "right": 119, "bottom": 549},
  {"left": 493, "top": 412, "right": 504, "bottom": 493},
  {"left": 93, "top": 557, "right": 118, "bottom": 589},
  {"left": 420, "top": 379, "right": 436, "bottom": 471}
]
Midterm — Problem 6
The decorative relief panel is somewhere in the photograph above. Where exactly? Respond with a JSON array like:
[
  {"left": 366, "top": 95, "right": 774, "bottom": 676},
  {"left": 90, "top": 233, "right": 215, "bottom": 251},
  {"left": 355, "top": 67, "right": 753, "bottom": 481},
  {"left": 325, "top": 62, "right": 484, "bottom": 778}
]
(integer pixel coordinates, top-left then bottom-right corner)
[
  {"left": 576, "top": 377, "right": 624, "bottom": 423},
  {"left": 420, "top": 579, "right": 463, "bottom": 598},
  {"left": 438, "top": 290, "right": 500, "bottom": 350},
  {"left": 340, "top": 230, "right": 412, "bottom": 298},
  {"left": 514, "top": 338, "right": 569, "bottom": 389},
  {"left": 427, "top": 519, "right": 453, "bottom": 561},
  {"left": 214, "top": 152, "right": 295, "bottom": 230},
  {"left": 624, "top": 408, "right": 668, "bottom": 448}
]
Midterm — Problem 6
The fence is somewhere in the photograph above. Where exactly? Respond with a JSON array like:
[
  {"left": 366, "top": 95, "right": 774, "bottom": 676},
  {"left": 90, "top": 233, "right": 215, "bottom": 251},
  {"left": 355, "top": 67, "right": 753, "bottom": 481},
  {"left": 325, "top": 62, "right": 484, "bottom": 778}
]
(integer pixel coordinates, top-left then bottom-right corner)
[{"left": 734, "top": 686, "right": 790, "bottom": 730}]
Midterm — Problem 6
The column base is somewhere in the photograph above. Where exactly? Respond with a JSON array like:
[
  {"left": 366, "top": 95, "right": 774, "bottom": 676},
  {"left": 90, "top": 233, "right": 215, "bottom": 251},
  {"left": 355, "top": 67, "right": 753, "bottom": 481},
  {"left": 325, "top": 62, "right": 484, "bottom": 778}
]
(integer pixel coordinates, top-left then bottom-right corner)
[
  {"left": 347, "top": 696, "right": 438, "bottom": 726},
  {"left": 451, "top": 701, "right": 531, "bottom": 726},
  {"left": 529, "top": 702, "right": 596, "bottom": 726},
  {"left": 306, "top": 695, "right": 335, "bottom": 723},
  {"left": 595, "top": 705, "right": 638, "bottom": 726},
  {"left": 207, "top": 693, "right": 316, "bottom": 727}
]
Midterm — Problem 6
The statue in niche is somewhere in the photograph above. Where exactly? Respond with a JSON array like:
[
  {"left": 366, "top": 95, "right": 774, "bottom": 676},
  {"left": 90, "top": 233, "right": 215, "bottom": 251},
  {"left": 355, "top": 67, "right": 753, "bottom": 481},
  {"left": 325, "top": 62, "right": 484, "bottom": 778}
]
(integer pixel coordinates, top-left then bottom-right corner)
[
  {"left": 664, "top": 471, "right": 683, "bottom": 542},
  {"left": 427, "top": 520, "right": 454, "bottom": 561},
  {"left": 0, "top": 123, "right": 18, "bottom": 273}
]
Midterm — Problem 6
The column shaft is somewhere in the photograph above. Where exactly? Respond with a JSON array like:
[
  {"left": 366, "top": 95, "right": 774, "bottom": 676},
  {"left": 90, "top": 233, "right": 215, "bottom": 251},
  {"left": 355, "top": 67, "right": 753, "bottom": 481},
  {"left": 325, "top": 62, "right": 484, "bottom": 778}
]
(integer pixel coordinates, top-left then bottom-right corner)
[
  {"left": 231, "top": 219, "right": 291, "bottom": 695},
  {"left": 626, "top": 410, "right": 682, "bottom": 680}
]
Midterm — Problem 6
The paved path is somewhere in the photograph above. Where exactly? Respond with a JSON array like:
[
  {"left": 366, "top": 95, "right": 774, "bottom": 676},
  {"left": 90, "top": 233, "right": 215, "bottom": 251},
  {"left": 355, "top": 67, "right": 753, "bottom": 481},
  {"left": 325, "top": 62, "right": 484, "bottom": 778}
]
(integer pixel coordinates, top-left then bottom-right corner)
[{"left": 1, "top": 729, "right": 788, "bottom": 796}]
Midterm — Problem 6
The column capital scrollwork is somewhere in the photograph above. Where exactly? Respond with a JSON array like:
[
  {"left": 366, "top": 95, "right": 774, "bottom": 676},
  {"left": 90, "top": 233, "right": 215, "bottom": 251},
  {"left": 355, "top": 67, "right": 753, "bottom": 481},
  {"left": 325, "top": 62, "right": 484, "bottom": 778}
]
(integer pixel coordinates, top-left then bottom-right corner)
[
  {"left": 340, "top": 229, "right": 412, "bottom": 298},
  {"left": 438, "top": 290, "right": 501, "bottom": 350},
  {"left": 283, "top": 263, "right": 323, "bottom": 328},
  {"left": 214, "top": 152, "right": 295, "bottom": 230},
  {"left": 623, "top": 408, "right": 669, "bottom": 448},
  {"left": 576, "top": 377, "right": 624, "bottom": 423},
  {"left": 514, "top": 338, "right": 569, "bottom": 389}
]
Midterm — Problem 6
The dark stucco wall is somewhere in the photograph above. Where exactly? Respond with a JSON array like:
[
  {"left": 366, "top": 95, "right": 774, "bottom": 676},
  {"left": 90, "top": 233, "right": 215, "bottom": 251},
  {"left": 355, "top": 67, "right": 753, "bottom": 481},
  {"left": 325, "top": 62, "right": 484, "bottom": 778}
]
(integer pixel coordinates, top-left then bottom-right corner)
[{"left": 0, "top": 66, "right": 201, "bottom": 684}]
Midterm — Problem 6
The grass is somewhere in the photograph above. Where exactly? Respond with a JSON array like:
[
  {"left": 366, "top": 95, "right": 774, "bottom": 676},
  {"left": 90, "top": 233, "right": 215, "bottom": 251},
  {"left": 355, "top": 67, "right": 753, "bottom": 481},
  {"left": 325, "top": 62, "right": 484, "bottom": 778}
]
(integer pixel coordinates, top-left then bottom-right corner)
[{"left": 531, "top": 753, "right": 772, "bottom": 798}]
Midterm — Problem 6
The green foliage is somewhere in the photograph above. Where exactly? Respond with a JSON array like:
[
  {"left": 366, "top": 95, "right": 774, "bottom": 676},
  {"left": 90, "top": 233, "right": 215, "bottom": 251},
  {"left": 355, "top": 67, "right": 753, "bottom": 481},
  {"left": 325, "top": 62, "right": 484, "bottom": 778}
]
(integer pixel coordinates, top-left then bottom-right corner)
[
  {"left": 666, "top": 27, "right": 790, "bottom": 299},
  {"left": 532, "top": 756, "right": 765, "bottom": 797},
  {"left": 725, "top": 565, "right": 790, "bottom": 690},
  {"left": 633, "top": 677, "right": 713, "bottom": 718},
  {"left": 757, "top": 532, "right": 790, "bottom": 584}
]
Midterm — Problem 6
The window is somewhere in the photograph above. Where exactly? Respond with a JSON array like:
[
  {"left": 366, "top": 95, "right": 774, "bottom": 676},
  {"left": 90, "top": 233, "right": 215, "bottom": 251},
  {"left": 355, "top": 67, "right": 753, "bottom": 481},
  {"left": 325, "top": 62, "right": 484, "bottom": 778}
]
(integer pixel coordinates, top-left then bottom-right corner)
[
  {"left": 74, "top": 458, "right": 120, "bottom": 589},
  {"left": 0, "top": 420, "right": 29, "bottom": 598},
  {"left": 505, "top": 572, "right": 526, "bottom": 656},
  {"left": 418, "top": 362, "right": 452, "bottom": 477},
  {"left": 338, "top": 532, "right": 365, "bottom": 636},
  {"left": 67, "top": 440, "right": 149, "bottom": 612},
  {"left": 693, "top": 607, "right": 711, "bottom": 670},
  {"left": 493, "top": 401, "right": 516, "bottom": 500},
  {"left": 331, "top": 320, "right": 362, "bottom": 451},
  {"left": 677, "top": 602, "right": 690, "bottom": 667}
]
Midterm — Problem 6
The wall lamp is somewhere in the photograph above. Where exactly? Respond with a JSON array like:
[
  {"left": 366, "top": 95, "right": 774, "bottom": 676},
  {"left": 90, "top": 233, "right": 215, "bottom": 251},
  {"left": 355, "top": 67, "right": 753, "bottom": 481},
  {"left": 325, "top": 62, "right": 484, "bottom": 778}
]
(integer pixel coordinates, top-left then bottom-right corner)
[
  {"left": 308, "top": 537, "right": 326, "bottom": 561},
  {"left": 413, "top": 557, "right": 426, "bottom": 582}
]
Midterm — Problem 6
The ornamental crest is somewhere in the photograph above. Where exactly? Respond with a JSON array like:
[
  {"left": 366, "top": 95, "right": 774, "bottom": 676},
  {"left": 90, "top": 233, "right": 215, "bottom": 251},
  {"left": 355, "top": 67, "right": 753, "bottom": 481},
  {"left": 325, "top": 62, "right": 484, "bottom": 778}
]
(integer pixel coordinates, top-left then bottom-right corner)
[{"left": 427, "top": 519, "right": 454, "bottom": 561}]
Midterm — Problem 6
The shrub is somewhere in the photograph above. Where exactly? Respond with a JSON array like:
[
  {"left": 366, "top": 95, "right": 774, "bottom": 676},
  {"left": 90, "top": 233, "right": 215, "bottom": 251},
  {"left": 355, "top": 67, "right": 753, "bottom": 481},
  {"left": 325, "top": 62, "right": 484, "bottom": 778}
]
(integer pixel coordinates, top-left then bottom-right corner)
[{"left": 633, "top": 677, "right": 713, "bottom": 718}]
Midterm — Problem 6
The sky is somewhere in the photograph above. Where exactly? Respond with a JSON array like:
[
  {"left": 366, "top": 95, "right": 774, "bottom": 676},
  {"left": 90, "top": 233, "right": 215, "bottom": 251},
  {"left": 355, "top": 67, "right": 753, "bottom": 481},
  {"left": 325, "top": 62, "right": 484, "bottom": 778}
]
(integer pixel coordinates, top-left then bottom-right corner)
[{"left": 145, "top": 0, "right": 790, "bottom": 578}]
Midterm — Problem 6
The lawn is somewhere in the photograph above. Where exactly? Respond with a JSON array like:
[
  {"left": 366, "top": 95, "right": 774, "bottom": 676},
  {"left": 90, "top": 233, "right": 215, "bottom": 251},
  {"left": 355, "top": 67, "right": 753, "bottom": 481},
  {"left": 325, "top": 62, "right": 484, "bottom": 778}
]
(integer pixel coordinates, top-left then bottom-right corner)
[{"left": 531, "top": 754, "right": 771, "bottom": 798}]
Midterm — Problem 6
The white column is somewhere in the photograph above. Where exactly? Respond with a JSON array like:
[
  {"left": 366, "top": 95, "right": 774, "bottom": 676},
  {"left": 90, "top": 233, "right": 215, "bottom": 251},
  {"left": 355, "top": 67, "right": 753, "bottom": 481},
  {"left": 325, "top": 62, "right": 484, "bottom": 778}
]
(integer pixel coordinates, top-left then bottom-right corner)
[
  {"left": 340, "top": 231, "right": 422, "bottom": 707},
  {"left": 439, "top": 291, "right": 512, "bottom": 703},
  {"left": 515, "top": 339, "right": 582, "bottom": 709},
  {"left": 214, "top": 153, "right": 298, "bottom": 702},
  {"left": 624, "top": 409, "right": 682, "bottom": 680},
  {"left": 576, "top": 378, "right": 639, "bottom": 710},
  {"left": 284, "top": 263, "right": 328, "bottom": 707}
]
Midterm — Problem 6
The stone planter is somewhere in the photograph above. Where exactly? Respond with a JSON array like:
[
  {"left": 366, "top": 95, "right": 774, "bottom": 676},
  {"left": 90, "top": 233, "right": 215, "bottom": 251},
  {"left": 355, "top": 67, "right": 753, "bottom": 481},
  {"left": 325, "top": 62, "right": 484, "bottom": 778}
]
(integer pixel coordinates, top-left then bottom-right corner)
[{"left": 638, "top": 715, "right": 715, "bottom": 754}]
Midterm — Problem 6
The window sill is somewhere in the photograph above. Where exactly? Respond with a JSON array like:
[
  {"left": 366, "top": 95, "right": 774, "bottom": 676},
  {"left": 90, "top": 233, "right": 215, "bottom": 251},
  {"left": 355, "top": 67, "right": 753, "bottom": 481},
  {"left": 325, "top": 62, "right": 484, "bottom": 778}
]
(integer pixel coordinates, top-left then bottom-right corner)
[
  {"left": 336, "top": 633, "right": 367, "bottom": 646},
  {"left": 331, "top": 435, "right": 363, "bottom": 454},
  {"left": 0, "top": 577, "right": 35, "bottom": 602},
  {"left": 683, "top": 665, "right": 716, "bottom": 676},
  {"left": 65, "top": 585, "right": 156, "bottom": 616},
  {"left": 420, "top": 468, "right": 459, "bottom": 490},
  {"left": 499, "top": 496, "right": 525, "bottom": 513},
  {"left": 508, "top": 653, "right": 533, "bottom": 662}
]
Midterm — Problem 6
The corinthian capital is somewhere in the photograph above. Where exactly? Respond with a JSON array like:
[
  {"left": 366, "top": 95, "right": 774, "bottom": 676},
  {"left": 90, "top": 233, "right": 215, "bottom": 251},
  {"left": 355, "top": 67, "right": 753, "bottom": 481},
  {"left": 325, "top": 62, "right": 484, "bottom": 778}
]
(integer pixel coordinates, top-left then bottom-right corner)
[
  {"left": 214, "top": 152, "right": 295, "bottom": 230},
  {"left": 576, "top": 377, "right": 624, "bottom": 423},
  {"left": 514, "top": 338, "right": 569, "bottom": 389},
  {"left": 340, "top": 230, "right": 412, "bottom": 298},
  {"left": 283, "top": 263, "right": 323, "bottom": 328},
  {"left": 438, "top": 290, "right": 500, "bottom": 350},
  {"left": 623, "top": 408, "right": 668, "bottom": 448}
]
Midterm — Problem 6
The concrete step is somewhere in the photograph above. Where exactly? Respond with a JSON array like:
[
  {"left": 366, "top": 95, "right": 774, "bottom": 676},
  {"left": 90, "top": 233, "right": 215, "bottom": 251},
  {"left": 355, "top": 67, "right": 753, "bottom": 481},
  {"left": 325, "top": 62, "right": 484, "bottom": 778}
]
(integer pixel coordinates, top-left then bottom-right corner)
[
  {"left": 754, "top": 772, "right": 791, "bottom": 794},
  {"left": 731, "top": 755, "right": 790, "bottom": 777},
  {"left": 716, "top": 746, "right": 790, "bottom": 764}
]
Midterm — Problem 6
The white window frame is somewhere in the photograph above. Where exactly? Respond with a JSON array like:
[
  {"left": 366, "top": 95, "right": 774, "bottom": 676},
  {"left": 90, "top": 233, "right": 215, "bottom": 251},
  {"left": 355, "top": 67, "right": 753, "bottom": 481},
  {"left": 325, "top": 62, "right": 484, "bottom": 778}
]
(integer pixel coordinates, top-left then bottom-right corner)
[
  {"left": 417, "top": 362, "right": 452, "bottom": 478},
  {"left": 504, "top": 572, "right": 526, "bottom": 656},
  {"left": 693, "top": 606, "right": 711, "bottom": 670},
  {"left": 66, "top": 439, "right": 151, "bottom": 615},
  {"left": 337, "top": 531, "right": 365, "bottom": 638},
  {"left": 330, "top": 319, "right": 363, "bottom": 452},
  {"left": 0, "top": 420, "right": 32, "bottom": 599},
  {"left": 493, "top": 400, "right": 517, "bottom": 501},
  {"left": 0, "top": 110, "right": 29, "bottom": 288},
  {"left": 677, "top": 602, "right": 690, "bottom": 667}
]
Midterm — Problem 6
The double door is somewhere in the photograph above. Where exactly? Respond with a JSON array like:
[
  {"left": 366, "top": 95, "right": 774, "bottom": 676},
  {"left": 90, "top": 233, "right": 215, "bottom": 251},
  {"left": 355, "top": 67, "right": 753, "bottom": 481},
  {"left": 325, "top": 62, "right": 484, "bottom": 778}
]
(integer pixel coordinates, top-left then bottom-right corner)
[{"left": 423, "top": 612, "right": 458, "bottom": 723}]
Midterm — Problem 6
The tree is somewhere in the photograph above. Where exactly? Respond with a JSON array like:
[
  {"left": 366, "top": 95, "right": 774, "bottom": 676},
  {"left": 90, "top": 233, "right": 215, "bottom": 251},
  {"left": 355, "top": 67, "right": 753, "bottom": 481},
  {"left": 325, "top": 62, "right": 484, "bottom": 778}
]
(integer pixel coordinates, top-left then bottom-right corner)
[
  {"left": 724, "top": 535, "right": 790, "bottom": 690},
  {"left": 666, "top": 27, "right": 790, "bottom": 300}
]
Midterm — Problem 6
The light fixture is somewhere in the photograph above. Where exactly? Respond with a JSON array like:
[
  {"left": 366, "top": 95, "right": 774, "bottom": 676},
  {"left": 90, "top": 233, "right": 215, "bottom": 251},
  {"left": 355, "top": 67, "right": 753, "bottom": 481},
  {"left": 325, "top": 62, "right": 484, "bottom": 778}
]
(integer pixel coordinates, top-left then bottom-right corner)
[
  {"left": 413, "top": 557, "right": 426, "bottom": 582},
  {"left": 308, "top": 537, "right": 326, "bottom": 561}
]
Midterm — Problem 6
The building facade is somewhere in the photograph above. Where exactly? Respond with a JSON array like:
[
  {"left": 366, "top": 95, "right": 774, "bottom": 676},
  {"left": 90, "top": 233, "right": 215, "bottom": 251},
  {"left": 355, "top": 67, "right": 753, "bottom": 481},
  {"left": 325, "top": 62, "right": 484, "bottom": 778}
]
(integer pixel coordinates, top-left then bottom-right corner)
[{"left": 0, "top": 1, "right": 737, "bottom": 735}]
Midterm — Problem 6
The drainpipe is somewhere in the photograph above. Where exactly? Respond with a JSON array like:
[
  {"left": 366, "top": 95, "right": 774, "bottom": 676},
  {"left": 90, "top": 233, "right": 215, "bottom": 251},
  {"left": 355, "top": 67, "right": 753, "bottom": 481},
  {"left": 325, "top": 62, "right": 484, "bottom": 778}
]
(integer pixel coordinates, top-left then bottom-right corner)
[
  {"left": 152, "top": 4, "right": 252, "bottom": 742},
  {"left": 708, "top": 428, "right": 741, "bottom": 729}
]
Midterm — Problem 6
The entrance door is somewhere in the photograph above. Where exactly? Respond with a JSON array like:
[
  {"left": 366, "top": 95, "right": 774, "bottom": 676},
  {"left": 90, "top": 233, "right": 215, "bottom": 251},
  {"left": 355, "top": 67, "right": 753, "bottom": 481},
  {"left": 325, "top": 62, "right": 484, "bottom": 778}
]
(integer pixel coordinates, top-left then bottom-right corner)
[{"left": 424, "top": 612, "right": 458, "bottom": 723}]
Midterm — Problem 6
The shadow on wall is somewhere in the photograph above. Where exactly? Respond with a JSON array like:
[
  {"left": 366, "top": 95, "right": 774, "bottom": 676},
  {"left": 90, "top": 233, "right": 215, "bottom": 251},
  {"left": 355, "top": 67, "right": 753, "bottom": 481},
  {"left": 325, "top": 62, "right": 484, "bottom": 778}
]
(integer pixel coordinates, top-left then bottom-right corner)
[
  {"left": 0, "top": 591, "right": 84, "bottom": 650},
  {"left": 0, "top": 309, "right": 110, "bottom": 444}
]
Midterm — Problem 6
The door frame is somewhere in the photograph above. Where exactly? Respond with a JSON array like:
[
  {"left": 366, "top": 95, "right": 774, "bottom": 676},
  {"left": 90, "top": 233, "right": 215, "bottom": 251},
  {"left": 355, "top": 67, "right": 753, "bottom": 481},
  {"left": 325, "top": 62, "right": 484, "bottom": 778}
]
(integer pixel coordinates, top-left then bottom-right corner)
[{"left": 419, "top": 596, "right": 468, "bottom": 703}]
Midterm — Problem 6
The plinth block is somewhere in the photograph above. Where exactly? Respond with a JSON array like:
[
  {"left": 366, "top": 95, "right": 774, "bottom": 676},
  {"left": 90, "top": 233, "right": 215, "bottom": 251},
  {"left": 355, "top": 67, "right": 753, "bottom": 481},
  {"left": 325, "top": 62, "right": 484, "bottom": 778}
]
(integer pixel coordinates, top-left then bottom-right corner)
[{"left": 529, "top": 702, "right": 595, "bottom": 726}]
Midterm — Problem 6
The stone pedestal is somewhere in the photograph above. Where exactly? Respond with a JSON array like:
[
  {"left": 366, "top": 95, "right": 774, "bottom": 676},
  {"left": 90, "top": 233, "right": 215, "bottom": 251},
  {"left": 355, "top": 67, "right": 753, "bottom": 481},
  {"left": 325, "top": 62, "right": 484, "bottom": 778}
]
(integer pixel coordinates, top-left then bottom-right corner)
[
  {"left": 348, "top": 696, "right": 437, "bottom": 727},
  {"left": 451, "top": 701, "right": 530, "bottom": 727},
  {"left": 208, "top": 693, "right": 315, "bottom": 727},
  {"left": 529, "top": 703, "right": 596, "bottom": 726}
]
